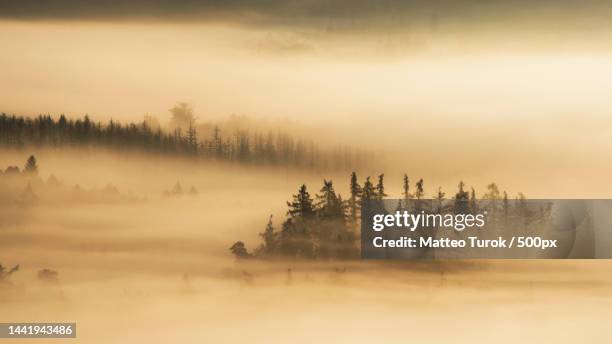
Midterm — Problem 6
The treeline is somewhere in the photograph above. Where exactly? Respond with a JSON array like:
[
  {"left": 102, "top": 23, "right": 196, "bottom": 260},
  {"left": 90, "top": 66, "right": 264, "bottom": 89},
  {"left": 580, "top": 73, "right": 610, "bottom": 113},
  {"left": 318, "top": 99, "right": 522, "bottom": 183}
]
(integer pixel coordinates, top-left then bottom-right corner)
[
  {"left": 0, "top": 155, "right": 142, "bottom": 206},
  {"left": 231, "top": 173, "right": 536, "bottom": 260},
  {"left": 0, "top": 113, "right": 368, "bottom": 170}
]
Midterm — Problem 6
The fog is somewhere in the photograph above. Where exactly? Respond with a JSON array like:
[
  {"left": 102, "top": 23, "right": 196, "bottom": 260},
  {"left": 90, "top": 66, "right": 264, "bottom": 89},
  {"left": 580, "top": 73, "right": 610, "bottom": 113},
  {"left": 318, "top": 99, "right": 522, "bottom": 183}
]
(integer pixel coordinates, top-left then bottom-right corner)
[
  {"left": 1, "top": 148, "right": 612, "bottom": 342},
  {"left": 2, "top": 19, "right": 612, "bottom": 197},
  {"left": 2, "top": 4, "right": 612, "bottom": 340}
]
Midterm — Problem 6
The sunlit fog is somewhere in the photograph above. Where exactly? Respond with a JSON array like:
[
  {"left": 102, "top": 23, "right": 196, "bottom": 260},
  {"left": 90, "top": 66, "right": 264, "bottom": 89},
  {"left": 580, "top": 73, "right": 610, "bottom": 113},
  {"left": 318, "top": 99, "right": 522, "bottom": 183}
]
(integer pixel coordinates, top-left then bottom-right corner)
[{"left": 2, "top": 1, "right": 612, "bottom": 342}]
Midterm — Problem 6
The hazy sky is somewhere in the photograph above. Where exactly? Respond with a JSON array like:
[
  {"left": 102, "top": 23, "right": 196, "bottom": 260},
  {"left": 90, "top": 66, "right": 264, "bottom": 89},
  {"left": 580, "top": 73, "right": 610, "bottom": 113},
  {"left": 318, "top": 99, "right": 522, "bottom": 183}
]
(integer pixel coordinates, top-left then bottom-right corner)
[
  {"left": 1, "top": 1, "right": 612, "bottom": 191},
  {"left": 2, "top": 0, "right": 612, "bottom": 123}
]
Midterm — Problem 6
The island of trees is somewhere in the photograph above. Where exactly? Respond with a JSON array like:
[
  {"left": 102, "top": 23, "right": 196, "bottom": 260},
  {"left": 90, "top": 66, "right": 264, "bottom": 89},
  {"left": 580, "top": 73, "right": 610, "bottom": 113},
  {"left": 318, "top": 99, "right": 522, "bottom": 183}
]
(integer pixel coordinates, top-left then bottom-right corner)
[{"left": 231, "top": 173, "right": 546, "bottom": 260}]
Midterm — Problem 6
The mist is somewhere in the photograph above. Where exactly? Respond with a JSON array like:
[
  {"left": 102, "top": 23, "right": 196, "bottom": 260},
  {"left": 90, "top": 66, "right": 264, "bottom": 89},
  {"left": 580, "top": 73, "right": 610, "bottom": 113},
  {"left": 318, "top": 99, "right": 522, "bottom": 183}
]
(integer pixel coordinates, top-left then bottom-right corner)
[
  {"left": 2, "top": 4, "right": 612, "bottom": 341},
  {"left": 2, "top": 18, "right": 612, "bottom": 197},
  {"left": 1, "top": 148, "right": 612, "bottom": 343}
]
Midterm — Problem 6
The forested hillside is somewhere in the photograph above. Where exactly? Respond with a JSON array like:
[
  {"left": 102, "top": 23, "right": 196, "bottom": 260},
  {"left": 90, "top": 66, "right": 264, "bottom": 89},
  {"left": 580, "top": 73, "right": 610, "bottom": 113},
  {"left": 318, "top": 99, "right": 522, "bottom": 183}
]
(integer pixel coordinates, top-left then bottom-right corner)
[{"left": 0, "top": 112, "right": 370, "bottom": 171}]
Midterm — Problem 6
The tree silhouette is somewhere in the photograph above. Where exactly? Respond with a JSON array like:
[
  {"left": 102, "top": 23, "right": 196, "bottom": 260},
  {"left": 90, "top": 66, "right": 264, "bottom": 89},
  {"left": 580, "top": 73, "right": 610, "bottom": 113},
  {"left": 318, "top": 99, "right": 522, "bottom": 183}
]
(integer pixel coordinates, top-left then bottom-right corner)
[
  {"left": 415, "top": 178, "right": 424, "bottom": 200},
  {"left": 258, "top": 215, "right": 277, "bottom": 254},
  {"left": 435, "top": 186, "right": 446, "bottom": 211},
  {"left": 172, "top": 182, "right": 183, "bottom": 196},
  {"left": 186, "top": 121, "right": 198, "bottom": 154},
  {"left": 375, "top": 174, "right": 387, "bottom": 200},
  {"left": 315, "top": 180, "right": 345, "bottom": 220},
  {"left": 454, "top": 181, "right": 470, "bottom": 213},
  {"left": 229, "top": 242, "right": 251, "bottom": 258},
  {"left": 362, "top": 177, "right": 375, "bottom": 202},
  {"left": 169, "top": 102, "right": 196, "bottom": 131},
  {"left": 483, "top": 183, "right": 501, "bottom": 199},
  {"left": 470, "top": 187, "right": 478, "bottom": 211},
  {"left": 402, "top": 173, "right": 412, "bottom": 202},
  {"left": 24, "top": 155, "right": 38, "bottom": 175},
  {"left": 348, "top": 172, "right": 362, "bottom": 225},
  {"left": 287, "top": 184, "right": 314, "bottom": 219}
]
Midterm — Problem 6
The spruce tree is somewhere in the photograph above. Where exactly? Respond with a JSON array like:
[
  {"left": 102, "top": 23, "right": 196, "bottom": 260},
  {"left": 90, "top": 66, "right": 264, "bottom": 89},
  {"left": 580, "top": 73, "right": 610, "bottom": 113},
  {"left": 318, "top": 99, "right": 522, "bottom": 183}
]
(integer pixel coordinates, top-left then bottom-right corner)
[
  {"left": 211, "top": 126, "right": 223, "bottom": 158},
  {"left": 415, "top": 178, "right": 424, "bottom": 200},
  {"left": 362, "top": 177, "right": 375, "bottom": 202},
  {"left": 454, "top": 181, "right": 469, "bottom": 213},
  {"left": 348, "top": 172, "right": 362, "bottom": 225},
  {"left": 24, "top": 155, "right": 38, "bottom": 175},
  {"left": 375, "top": 174, "right": 387, "bottom": 200},
  {"left": 470, "top": 187, "right": 477, "bottom": 211},
  {"left": 483, "top": 183, "right": 501, "bottom": 199},
  {"left": 402, "top": 174, "right": 412, "bottom": 201},
  {"left": 186, "top": 121, "right": 198, "bottom": 154},
  {"left": 315, "top": 180, "right": 344, "bottom": 219},
  {"left": 259, "top": 215, "right": 276, "bottom": 254},
  {"left": 172, "top": 182, "right": 183, "bottom": 196},
  {"left": 287, "top": 184, "right": 314, "bottom": 218},
  {"left": 281, "top": 183, "right": 317, "bottom": 259},
  {"left": 436, "top": 187, "right": 445, "bottom": 211}
]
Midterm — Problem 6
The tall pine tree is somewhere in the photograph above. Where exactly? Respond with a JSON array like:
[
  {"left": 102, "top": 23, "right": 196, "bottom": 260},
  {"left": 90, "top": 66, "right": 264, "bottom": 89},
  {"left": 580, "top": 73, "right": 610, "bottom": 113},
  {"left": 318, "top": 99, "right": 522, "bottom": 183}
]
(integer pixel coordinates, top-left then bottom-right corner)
[
  {"left": 24, "top": 155, "right": 38, "bottom": 175},
  {"left": 258, "top": 215, "right": 277, "bottom": 254},
  {"left": 287, "top": 184, "right": 314, "bottom": 219},
  {"left": 415, "top": 178, "right": 424, "bottom": 200},
  {"left": 362, "top": 177, "right": 375, "bottom": 202},
  {"left": 315, "top": 180, "right": 344, "bottom": 219},
  {"left": 348, "top": 172, "right": 362, "bottom": 225},
  {"left": 375, "top": 174, "right": 387, "bottom": 200}
]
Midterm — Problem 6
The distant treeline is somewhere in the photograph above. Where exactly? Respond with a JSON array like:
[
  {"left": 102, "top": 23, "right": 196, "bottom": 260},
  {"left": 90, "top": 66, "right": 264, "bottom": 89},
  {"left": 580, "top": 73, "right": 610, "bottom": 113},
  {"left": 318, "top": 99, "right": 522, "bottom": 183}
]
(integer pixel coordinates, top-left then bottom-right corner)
[
  {"left": 0, "top": 113, "right": 369, "bottom": 170},
  {"left": 0, "top": 155, "right": 143, "bottom": 206}
]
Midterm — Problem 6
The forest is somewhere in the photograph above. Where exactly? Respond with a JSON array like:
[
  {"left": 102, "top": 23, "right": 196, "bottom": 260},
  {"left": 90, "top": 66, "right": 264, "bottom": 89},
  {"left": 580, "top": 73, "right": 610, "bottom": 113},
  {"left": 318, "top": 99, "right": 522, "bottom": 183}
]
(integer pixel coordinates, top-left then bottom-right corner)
[
  {"left": 0, "top": 108, "right": 369, "bottom": 171},
  {"left": 231, "top": 173, "right": 545, "bottom": 260}
]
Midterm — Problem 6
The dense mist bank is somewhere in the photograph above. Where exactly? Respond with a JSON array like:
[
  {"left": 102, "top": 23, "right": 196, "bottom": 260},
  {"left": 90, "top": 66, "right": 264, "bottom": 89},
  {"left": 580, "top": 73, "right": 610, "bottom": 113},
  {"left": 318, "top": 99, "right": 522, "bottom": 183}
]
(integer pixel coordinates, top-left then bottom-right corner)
[{"left": 1, "top": 148, "right": 612, "bottom": 343}]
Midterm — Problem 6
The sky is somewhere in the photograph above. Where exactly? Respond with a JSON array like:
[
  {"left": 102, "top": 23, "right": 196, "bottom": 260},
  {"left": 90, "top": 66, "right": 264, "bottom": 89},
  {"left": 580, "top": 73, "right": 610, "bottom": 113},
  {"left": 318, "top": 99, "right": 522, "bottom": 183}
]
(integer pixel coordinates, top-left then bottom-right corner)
[{"left": 1, "top": 1, "right": 612, "bottom": 193}]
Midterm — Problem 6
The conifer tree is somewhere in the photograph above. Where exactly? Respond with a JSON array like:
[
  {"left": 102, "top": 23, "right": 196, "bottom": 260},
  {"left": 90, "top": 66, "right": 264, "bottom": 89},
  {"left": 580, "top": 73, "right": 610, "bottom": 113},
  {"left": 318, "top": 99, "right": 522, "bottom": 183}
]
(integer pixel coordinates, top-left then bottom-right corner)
[
  {"left": 483, "top": 183, "right": 501, "bottom": 200},
  {"left": 415, "top": 178, "right": 424, "bottom": 200},
  {"left": 455, "top": 181, "right": 469, "bottom": 199},
  {"left": 172, "top": 182, "right": 183, "bottom": 196},
  {"left": 24, "top": 155, "right": 38, "bottom": 175},
  {"left": 211, "top": 126, "right": 223, "bottom": 158},
  {"left": 259, "top": 215, "right": 276, "bottom": 254},
  {"left": 470, "top": 187, "right": 477, "bottom": 211},
  {"left": 402, "top": 174, "right": 412, "bottom": 201},
  {"left": 315, "top": 180, "right": 344, "bottom": 219},
  {"left": 348, "top": 172, "right": 362, "bottom": 225},
  {"left": 454, "top": 181, "right": 469, "bottom": 213},
  {"left": 481, "top": 182, "right": 501, "bottom": 212},
  {"left": 436, "top": 186, "right": 445, "bottom": 211},
  {"left": 186, "top": 121, "right": 198, "bottom": 154},
  {"left": 287, "top": 184, "right": 314, "bottom": 218},
  {"left": 362, "top": 177, "right": 375, "bottom": 202},
  {"left": 375, "top": 174, "right": 387, "bottom": 200}
]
